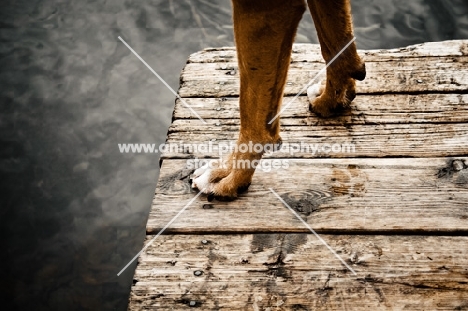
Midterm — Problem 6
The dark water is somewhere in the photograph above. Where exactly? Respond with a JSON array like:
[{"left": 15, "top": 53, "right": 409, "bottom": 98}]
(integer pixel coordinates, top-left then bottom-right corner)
[{"left": 1, "top": 0, "right": 467, "bottom": 310}]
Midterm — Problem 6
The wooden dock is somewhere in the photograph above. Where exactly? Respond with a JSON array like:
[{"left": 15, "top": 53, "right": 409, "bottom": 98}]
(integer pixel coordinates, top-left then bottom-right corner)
[{"left": 128, "top": 40, "right": 468, "bottom": 310}]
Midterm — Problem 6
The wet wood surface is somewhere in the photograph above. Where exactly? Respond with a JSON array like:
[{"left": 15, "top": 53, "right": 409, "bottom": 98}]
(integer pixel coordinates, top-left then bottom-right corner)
[{"left": 128, "top": 40, "right": 468, "bottom": 310}]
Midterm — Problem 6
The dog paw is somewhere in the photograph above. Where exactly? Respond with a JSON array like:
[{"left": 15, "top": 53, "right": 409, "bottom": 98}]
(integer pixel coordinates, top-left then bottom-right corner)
[
  {"left": 308, "top": 78, "right": 355, "bottom": 118},
  {"left": 306, "top": 80, "right": 323, "bottom": 100},
  {"left": 191, "top": 157, "right": 255, "bottom": 201},
  {"left": 191, "top": 161, "right": 215, "bottom": 193},
  {"left": 308, "top": 59, "right": 366, "bottom": 118}
]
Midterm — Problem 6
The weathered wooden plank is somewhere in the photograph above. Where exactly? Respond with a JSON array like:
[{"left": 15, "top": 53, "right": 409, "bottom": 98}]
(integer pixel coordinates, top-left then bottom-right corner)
[
  {"left": 187, "top": 40, "right": 468, "bottom": 64},
  {"left": 160, "top": 122, "right": 468, "bottom": 159},
  {"left": 180, "top": 51, "right": 468, "bottom": 97},
  {"left": 147, "top": 158, "right": 468, "bottom": 234},
  {"left": 129, "top": 40, "right": 468, "bottom": 310},
  {"left": 173, "top": 94, "right": 468, "bottom": 123},
  {"left": 179, "top": 59, "right": 468, "bottom": 97},
  {"left": 128, "top": 234, "right": 468, "bottom": 310}
]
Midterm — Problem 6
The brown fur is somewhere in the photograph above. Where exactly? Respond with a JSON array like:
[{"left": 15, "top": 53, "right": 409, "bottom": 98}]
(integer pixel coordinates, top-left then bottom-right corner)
[{"left": 197, "top": 0, "right": 365, "bottom": 201}]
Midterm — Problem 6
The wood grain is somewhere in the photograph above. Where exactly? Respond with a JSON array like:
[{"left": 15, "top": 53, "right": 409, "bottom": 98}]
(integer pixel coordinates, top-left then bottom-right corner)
[
  {"left": 179, "top": 58, "right": 468, "bottom": 97},
  {"left": 128, "top": 234, "right": 468, "bottom": 310},
  {"left": 179, "top": 41, "right": 468, "bottom": 98},
  {"left": 173, "top": 94, "right": 468, "bottom": 122},
  {"left": 187, "top": 40, "right": 468, "bottom": 64},
  {"left": 160, "top": 122, "right": 468, "bottom": 159},
  {"left": 147, "top": 158, "right": 468, "bottom": 234},
  {"left": 128, "top": 40, "right": 468, "bottom": 310}
]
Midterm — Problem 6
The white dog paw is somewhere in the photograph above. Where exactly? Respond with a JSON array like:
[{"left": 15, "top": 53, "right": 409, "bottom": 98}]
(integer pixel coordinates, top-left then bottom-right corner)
[
  {"left": 191, "top": 161, "right": 214, "bottom": 193},
  {"left": 306, "top": 81, "right": 323, "bottom": 103}
]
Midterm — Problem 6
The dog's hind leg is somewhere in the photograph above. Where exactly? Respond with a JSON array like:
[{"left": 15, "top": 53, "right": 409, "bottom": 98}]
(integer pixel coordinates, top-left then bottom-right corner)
[
  {"left": 192, "top": 0, "right": 306, "bottom": 200},
  {"left": 307, "top": 0, "right": 366, "bottom": 117}
]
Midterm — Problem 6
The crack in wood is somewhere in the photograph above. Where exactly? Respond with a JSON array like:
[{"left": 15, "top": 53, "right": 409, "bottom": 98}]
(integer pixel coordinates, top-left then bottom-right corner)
[{"left": 358, "top": 274, "right": 468, "bottom": 292}]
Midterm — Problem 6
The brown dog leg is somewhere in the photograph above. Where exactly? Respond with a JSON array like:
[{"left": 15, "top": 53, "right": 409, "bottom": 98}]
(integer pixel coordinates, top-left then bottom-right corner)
[
  {"left": 192, "top": 0, "right": 306, "bottom": 200},
  {"left": 307, "top": 0, "right": 366, "bottom": 117}
]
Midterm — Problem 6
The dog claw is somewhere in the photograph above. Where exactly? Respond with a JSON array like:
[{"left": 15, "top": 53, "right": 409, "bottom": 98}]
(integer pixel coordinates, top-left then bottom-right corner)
[
  {"left": 216, "top": 195, "right": 236, "bottom": 202},
  {"left": 207, "top": 192, "right": 237, "bottom": 202},
  {"left": 273, "top": 139, "right": 282, "bottom": 152},
  {"left": 237, "top": 183, "right": 251, "bottom": 194}
]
